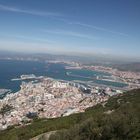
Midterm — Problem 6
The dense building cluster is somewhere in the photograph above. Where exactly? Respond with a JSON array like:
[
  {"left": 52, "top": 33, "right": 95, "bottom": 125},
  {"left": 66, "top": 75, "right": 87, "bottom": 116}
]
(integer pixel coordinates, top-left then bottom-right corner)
[
  {"left": 84, "top": 65, "right": 140, "bottom": 86},
  {"left": 0, "top": 77, "right": 121, "bottom": 130}
]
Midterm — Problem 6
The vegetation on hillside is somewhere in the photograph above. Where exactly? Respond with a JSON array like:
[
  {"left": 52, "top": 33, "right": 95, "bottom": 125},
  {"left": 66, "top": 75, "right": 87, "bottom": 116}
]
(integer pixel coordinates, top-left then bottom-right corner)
[
  {"left": 0, "top": 89, "right": 139, "bottom": 140},
  {"left": 50, "top": 92, "right": 140, "bottom": 140},
  {"left": 0, "top": 104, "right": 13, "bottom": 116}
]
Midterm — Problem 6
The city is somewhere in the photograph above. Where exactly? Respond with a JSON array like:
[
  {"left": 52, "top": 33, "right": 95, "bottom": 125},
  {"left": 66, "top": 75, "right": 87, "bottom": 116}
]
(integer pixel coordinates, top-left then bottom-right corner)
[
  {"left": 0, "top": 0, "right": 140, "bottom": 139},
  {"left": 0, "top": 76, "right": 117, "bottom": 130}
]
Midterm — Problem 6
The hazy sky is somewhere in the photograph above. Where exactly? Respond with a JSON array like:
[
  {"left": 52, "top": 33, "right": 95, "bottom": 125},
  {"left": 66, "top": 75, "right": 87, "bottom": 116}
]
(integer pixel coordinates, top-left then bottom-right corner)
[{"left": 0, "top": 0, "right": 140, "bottom": 58}]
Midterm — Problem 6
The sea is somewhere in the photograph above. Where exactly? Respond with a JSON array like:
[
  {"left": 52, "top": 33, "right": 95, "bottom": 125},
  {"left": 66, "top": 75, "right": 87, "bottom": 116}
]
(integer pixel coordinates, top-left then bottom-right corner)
[{"left": 0, "top": 60, "right": 127, "bottom": 93}]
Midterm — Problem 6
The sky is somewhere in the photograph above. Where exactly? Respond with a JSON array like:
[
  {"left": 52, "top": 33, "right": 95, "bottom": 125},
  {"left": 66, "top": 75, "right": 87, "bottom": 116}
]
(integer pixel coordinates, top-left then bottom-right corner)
[{"left": 0, "top": 0, "right": 140, "bottom": 59}]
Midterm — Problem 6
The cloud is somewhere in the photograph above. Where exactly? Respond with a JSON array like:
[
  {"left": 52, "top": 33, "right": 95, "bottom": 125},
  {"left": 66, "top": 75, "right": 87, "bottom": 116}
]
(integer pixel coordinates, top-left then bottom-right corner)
[
  {"left": 0, "top": 4, "right": 61, "bottom": 17},
  {"left": 0, "top": 4, "right": 128, "bottom": 37},
  {"left": 69, "top": 22, "right": 128, "bottom": 36},
  {"left": 46, "top": 17, "right": 129, "bottom": 37},
  {"left": 0, "top": 33, "right": 53, "bottom": 44},
  {"left": 42, "top": 29, "right": 98, "bottom": 40},
  {"left": 12, "top": 35, "right": 52, "bottom": 43}
]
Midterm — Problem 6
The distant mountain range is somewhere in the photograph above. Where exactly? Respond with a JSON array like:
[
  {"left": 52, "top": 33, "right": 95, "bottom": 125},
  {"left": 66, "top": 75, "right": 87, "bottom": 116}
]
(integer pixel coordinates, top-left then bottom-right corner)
[
  {"left": 112, "top": 62, "right": 140, "bottom": 72},
  {"left": 0, "top": 51, "right": 140, "bottom": 72}
]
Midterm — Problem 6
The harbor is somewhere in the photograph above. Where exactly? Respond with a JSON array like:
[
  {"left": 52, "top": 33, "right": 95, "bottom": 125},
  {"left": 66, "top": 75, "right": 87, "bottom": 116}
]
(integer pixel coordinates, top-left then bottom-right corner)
[{"left": 0, "top": 60, "right": 130, "bottom": 93}]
